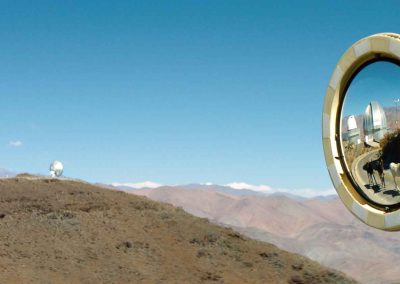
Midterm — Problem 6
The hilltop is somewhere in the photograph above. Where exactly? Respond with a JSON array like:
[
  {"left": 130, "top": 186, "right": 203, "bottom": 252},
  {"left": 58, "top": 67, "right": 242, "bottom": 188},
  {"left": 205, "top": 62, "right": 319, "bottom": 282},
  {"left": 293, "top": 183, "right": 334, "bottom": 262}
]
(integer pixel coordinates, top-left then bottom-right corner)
[{"left": 0, "top": 177, "right": 354, "bottom": 283}]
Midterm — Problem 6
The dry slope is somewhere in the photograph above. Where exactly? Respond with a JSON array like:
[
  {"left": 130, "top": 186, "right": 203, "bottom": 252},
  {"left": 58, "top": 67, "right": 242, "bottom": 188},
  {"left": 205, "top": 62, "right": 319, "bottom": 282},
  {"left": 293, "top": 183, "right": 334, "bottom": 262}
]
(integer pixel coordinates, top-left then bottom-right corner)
[
  {"left": 0, "top": 177, "right": 355, "bottom": 284},
  {"left": 132, "top": 186, "right": 400, "bottom": 284}
]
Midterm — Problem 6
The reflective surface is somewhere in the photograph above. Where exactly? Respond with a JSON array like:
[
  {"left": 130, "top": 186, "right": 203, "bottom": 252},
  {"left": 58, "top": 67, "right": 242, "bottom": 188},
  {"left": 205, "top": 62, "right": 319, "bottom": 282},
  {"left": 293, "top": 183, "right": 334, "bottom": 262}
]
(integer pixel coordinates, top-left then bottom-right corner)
[{"left": 341, "top": 61, "right": 400, "bottom": 206}]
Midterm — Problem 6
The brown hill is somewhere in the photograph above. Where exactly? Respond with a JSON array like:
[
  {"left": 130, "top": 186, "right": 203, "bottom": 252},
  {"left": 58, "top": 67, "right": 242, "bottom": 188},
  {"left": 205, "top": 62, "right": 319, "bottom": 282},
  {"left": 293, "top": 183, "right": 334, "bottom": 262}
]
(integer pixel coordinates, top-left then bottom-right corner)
[
  {"left": 132, "top": 187, "right": 400, "bottom": 284},
  {"left": 134, "top": 187, "right": 328, "bottom": 237},
  {"left": 0, "top": 177, "right": 354, "bottom": 284}
]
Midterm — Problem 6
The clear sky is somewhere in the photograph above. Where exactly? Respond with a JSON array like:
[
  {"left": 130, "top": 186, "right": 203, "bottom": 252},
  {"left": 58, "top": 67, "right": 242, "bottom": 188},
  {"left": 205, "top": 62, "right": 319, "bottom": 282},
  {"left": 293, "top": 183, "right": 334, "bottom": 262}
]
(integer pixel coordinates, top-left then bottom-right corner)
[
  {"left": 1, "top": 1, "right": 400, "bottom": 192},
  {"left": 343, "top": 61, "right": 400, "bottom": 117}
]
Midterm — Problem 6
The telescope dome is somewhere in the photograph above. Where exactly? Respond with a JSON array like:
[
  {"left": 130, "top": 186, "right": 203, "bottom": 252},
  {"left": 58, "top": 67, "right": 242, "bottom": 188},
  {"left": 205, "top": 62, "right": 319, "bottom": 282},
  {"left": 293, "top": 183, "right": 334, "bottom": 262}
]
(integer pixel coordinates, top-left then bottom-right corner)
[
  {"left": 344, "top": 115, "right": 361, "bottom": 144},
  {"left": 50, "top": 160, "right": 63, "bottom": 177},
  {"left": 347, "top": 115, "right": 358, "bottom": 131},
  {"left": 363, "top": 101, "right": 387, "bottom": 142}
]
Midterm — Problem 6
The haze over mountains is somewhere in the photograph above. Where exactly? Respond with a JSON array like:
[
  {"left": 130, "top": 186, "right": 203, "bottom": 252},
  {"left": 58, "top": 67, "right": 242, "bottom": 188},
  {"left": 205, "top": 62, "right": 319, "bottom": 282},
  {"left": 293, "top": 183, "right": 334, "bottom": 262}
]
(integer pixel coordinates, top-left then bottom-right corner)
[
  {"left": 0, "top": 169, "right": 16, "bottom": 178},
  {"left": 109, "top": 181, "right": 336, "bottom": 199},
  {"left": 3, "top": 168, "right": 396, "bottom": 283},
  {"left": 120, "top": 183, "right": 400, "bottom": 284},
  {"left": 0, "top": 176, "right": 355, "bottom": 283}
]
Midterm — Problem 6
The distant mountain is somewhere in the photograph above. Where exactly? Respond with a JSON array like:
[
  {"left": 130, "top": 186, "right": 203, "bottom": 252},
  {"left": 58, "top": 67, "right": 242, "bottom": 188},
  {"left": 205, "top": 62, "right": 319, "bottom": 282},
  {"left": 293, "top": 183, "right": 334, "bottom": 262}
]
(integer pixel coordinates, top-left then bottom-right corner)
[
  {"left": 111, "top": 181, "right": 162, "bottom": 189},
  {"left": 268, "top": 191, "right": 307, "bottom": 201},
  {"left": 0, "top": 177, "right": 354, "bottom": 283},
  {"left": 131, "top": 186, "right": 400, "bottom": 284},
  {"left": 108, "top": 181, "right": 319, "bottom": 200},
  {"left": 0, "top": 168, "right": 16, "bottom": 178},
  {"left": 177, "top": 183, "right": 270, "bottom": 197}
]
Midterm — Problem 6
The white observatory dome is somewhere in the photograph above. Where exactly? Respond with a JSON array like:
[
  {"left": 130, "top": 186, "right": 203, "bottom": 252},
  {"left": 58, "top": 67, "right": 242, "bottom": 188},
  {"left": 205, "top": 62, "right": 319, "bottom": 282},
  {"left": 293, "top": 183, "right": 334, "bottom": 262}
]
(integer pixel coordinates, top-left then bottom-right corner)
[
  {"left": 363, "top": 101, "right": 388, "bottom": 142},
  {"left": 347, "top": 115, "right": 358, "bottom": 131},
  {"left": 344, "top": 115, "right": 361, "bottom": 145},
  {"left": 50, "top": 160, "right": 63, "bottom": 177}
]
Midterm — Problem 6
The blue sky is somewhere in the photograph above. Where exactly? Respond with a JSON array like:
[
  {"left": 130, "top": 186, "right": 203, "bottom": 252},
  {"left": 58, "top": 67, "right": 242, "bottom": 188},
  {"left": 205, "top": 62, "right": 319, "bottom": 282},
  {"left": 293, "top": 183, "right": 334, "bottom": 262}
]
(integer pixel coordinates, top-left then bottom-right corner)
[
  {"left": 1, "top": 1, "right": 400, "bottom": 192},
  {"left": 343, "top": 61, "right": 400, "bottom": 117}
]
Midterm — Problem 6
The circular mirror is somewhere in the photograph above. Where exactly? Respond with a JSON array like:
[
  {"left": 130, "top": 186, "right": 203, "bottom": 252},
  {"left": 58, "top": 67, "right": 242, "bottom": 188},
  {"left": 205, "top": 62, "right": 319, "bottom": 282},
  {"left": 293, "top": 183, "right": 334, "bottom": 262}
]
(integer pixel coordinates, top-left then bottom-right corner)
[
  {"left": 342, "top": 61, "right": 400, "bottom": 207},
  {"left": 323, "top": 33, "right": 400, "bottom": 230}
]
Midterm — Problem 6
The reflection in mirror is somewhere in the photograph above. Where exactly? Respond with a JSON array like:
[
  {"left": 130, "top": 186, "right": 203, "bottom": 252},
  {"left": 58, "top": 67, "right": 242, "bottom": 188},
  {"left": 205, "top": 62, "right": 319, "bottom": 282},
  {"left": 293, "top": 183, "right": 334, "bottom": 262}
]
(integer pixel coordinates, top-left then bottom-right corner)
[{"left": 342, "top": 61, "right": 400, "bottom": 206}]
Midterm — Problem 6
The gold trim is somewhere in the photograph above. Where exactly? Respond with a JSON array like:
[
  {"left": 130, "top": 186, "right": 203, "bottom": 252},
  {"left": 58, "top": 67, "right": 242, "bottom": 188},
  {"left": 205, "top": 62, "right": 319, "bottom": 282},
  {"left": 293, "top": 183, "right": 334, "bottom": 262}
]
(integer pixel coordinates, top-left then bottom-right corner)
[{"left": 322, "top": 33, "right": 400, "bottom": 230}]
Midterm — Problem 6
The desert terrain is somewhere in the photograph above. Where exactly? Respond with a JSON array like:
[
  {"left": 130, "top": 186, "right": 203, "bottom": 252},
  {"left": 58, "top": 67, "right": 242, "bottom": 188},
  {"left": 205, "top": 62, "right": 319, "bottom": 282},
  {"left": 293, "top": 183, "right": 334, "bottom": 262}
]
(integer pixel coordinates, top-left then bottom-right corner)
[
  {"left": 0, "top": 176, "right": 354, "bottom": 283},
  {"left": 131, "top": 185, "right": 400, "bottom": 284}
]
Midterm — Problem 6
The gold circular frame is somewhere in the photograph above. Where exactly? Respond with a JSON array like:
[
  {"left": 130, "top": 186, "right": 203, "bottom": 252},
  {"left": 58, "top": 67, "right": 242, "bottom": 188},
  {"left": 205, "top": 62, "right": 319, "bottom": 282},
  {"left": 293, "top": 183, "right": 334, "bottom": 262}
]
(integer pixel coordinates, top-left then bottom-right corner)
[{"left": 323, "top": 33, "right": 400, "bottom": 231}]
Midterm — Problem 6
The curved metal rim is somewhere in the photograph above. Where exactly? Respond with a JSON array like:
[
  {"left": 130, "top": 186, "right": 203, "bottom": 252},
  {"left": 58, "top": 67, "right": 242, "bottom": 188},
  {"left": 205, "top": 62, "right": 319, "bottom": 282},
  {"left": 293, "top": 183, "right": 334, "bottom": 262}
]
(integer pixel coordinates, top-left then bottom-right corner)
[{"left": 323, "top": 32, "right": 400, "bottom": 231}]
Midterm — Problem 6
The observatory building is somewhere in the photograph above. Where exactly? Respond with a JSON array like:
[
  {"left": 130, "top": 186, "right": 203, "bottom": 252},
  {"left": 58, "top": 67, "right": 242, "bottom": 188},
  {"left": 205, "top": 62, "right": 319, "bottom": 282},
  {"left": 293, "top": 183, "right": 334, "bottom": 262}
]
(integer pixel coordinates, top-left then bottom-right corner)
[
  {"left": 49, "top": 160, "right": 63, "bottom": 178},
  {"left": 345, "top": 115, "right": 361, "bottom": 145},
  {"left": 363, "top": 101, "right": 387, "bottom": 142}
]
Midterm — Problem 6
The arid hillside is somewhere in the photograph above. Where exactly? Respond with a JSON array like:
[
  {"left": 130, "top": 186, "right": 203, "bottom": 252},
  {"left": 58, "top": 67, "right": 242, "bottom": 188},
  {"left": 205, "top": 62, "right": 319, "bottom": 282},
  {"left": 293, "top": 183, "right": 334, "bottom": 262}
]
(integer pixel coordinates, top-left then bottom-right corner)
[
  {"left": 132, "top": 186, "right": 400, "bottom": 284},
  {"left": 0, "top": 177, "right": 354, "bottom": 284}
]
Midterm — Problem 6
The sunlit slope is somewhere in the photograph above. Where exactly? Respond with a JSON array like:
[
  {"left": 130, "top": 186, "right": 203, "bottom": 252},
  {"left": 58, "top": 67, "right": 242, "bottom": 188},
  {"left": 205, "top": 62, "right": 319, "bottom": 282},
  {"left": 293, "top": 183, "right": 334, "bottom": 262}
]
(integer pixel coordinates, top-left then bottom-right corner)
[
  {"left": 133, "top": 186, "right": 400, "bottom": 284},
  {"left": 0, "top": 177, "right": 354, "bottom": 283}
]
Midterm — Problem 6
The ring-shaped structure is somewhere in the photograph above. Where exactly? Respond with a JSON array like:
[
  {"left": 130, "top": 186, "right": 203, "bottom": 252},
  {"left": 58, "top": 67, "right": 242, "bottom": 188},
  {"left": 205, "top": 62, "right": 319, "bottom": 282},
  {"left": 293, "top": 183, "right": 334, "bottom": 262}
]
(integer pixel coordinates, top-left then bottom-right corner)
[{"left": 323, "top": 32, "right": 400, "bottom": 231}]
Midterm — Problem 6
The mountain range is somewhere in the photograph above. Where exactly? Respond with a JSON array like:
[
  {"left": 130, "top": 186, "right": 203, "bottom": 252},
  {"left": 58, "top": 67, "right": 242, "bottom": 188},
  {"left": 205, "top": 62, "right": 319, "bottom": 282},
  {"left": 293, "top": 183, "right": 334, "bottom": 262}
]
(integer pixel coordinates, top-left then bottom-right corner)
[
  {"left": 124, "top": 184, "right": 400, "bottom": 284},
  {"left": 107, "top": 182, "right": 335, "bottom": 200},
  {"left": 0, "top": 176, "right": 354, "bottom": 283}
]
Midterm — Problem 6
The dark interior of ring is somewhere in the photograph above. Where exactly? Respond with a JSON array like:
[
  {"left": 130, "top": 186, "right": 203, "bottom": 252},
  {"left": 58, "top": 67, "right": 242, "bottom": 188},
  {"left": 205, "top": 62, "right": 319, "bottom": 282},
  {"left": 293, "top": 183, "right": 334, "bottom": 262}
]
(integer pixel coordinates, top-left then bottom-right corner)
[{"left": 335, "top": 56, "right": 400, "bottom": 211}]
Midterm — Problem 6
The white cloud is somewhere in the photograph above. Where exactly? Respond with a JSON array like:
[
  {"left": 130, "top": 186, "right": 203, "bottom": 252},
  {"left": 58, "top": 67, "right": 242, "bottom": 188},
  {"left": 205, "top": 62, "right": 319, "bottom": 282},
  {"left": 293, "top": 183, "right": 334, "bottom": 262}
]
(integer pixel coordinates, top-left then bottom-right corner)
[
  {"left": 225, "top": 182, "right": 336, "bottom": 197},
  {"left": 226, "top": 182, "right": 272, "bottom": 192},
  {"left": 9, "top": 140, "right": 23, "bottom": 147},
  {"left": 110, "top": 180, "right": 336, "bottom": 198},
  {"left": 111, "top": 181, "right": 163, "bottom": 189}
]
